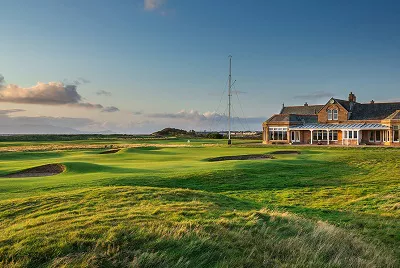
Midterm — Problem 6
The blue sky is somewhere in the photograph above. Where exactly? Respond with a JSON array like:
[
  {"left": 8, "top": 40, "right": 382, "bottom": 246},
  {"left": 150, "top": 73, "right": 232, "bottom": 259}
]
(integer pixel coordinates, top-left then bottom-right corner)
[{"left": 0, "top": 0, "right": 399, "bottom": 133}]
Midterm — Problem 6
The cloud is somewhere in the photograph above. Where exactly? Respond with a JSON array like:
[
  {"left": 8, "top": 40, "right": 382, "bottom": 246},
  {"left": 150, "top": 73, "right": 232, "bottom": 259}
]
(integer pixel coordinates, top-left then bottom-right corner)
[
  {"left": 0, "top": 76, "right": 119, "bottom": 112},
  {"left": 293, "top": 91, "right": 334, "bottom": 100},
  {"left": 147, "top": 109, "right": 265, "bottom": 125},
  {"left": 96, "top": 90, "right": 112, "bottom": 97},
  {"left": 0, "top": 109, "right": 25, "bottom": 115},
  {"left": 0, "top": 82, "right": 82, "bottom": 105},
  {"left": 132, "top": 111, "right": 143, "bottom": 115},
  {"left": 101, "top": 106, "right": 120, "bottom": 113},
  {"left": 63, "top": 77, "right": 91, "bottom": 86},
  {"left": 0, "top": 74, "right": 4, "bottom": 86},
  {"left": 144, "top": 0, "right": 166, "bottom": 10},
  {"left": 0, "top": 113, "right": 99, "bottom": 134}
]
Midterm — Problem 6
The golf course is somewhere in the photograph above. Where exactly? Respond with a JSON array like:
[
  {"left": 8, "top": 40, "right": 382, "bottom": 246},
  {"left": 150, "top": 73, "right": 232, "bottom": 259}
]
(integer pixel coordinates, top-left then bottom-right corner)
[{"left": 0, "top": 138, "right": 399, "bottom": 267}]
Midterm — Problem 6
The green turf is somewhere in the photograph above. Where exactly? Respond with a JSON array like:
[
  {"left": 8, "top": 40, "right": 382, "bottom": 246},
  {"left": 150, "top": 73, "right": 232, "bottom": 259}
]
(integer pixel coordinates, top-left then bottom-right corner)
[{"left": 0, "top": 141, "right": 399, "bottom": 267}]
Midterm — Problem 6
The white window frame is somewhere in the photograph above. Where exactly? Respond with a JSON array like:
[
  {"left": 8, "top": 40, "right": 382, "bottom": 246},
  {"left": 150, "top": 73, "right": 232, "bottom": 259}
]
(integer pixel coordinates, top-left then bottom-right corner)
[
  {"left": 343, "top": 130, "right": 358, "bottom": 140},
  {"left": 327, "top": 109, "right": 338, "bottom": 121},
  {"left": 327, "top": 109, "right": 332, "bottom": 120},
  {"left": 375, "top": 131, "right": 381, "bottom": 142},
  {"left": 394, "top": 126, "right": 399, "bottom": 142},
  {"left": 369, "top": 131, "right": 375, "bottom": 142},
  {"left": 332, "top": 109, "right": 338, "bottom": 120},
  {"left": 328, "top": 130, "right": 338, "bottom": 141},
  {"left": 383, "top": 130, "right": 390, "bottom": 142},
  {"left": 291, "top": 131, "right": 300, "bottom": 142},
  {"left": 269, "top": 127, "right": 288, "bottom": 141}
]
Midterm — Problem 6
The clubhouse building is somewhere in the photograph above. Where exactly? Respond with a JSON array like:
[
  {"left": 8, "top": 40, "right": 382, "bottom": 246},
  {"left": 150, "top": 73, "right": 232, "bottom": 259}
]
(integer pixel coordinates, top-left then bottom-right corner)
[{"left": 262, "top": 92, "right": 400, "bottom": 146}]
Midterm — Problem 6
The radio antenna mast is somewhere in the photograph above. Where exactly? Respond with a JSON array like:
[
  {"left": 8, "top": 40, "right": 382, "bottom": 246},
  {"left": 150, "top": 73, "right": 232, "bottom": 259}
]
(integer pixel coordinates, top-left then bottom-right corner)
[{"left": 228, "top": 55, "right": 232, "bottom": 145}]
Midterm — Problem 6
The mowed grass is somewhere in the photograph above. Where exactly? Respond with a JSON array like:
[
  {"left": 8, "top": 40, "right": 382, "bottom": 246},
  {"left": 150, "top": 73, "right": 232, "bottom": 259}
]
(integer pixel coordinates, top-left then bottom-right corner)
[{"left": 0, "top": 142, "right": 399, "bottom": 267}]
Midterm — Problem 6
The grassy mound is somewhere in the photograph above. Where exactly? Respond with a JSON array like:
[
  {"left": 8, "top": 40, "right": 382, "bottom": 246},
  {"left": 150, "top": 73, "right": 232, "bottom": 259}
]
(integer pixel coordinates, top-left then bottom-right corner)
[
  {"left": 0, "top": 144, "right": 399, "bottom": 267},
  {"left": 0, "top": 187, "right": 396, "bottom": 267}
]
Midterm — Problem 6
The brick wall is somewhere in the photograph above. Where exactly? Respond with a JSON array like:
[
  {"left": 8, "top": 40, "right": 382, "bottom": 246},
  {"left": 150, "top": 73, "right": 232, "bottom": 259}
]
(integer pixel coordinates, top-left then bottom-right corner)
[{"left": 318, "top": 104, "right": 348, "bottom": 123}]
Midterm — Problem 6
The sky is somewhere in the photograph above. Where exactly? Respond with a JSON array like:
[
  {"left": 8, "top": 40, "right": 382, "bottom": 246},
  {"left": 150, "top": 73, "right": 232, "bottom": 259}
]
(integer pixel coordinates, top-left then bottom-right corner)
[{"left": 1, "top": 0, "right": 400, "bottom": 134}]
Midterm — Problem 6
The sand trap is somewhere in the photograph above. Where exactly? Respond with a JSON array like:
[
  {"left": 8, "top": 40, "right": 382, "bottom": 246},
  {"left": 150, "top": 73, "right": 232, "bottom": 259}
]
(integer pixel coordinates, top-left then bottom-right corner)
[
  {"left": 99, "top": 149, "right": 120, "bottom": 154},
  {"left": 207, "top": 154, "right": 274, "bottom": 162},
  {"left": 270, "top": 150, "right": 300, "bottom": 155},
  {"left": 2, "top": 164, "right": 66, "bottom": 178}
]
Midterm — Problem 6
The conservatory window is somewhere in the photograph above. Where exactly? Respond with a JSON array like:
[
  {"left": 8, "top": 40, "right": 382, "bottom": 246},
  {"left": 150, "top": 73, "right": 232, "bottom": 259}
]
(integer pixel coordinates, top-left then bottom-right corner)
[{"left": 269, "top": 127, "right": 288, "bottom": 141}]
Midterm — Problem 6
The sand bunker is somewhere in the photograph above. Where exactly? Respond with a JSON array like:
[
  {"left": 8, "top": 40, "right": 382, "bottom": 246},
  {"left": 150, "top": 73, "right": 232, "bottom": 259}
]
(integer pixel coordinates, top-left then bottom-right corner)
[
  {"left": 207, "top": 154, "right": 274, "bottom": 162},
  {"left": 270, "top": 150, "right": 300, "bottom": 155},
  {"left": 2, "top": 164, "right": 66, "bottom": 178},
  {"left": 99, "top": 149, "right": 120, "bottom": 154}
]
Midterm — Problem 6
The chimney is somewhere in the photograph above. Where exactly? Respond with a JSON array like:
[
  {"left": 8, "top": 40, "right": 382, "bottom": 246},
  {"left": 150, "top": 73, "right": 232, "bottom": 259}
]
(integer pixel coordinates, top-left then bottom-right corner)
[
  {"left": 348, "top": 92, "right": 356, "bottom": 103},
  {"left": 304, "top": 102, "right": 308, "bottom": 106},
  {"left": 370, "top": 100, "right": 375, "bottom": 104}
]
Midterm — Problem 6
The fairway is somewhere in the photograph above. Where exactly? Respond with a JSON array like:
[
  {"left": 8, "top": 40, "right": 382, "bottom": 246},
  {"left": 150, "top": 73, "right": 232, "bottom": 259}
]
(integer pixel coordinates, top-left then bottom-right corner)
[{"left": 0, "top": 140, "right": 399, "bottom": 267}]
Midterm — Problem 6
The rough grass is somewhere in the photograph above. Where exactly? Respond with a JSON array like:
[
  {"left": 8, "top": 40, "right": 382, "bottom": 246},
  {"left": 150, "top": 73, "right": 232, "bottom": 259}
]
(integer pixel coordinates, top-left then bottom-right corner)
[{"left": 0, "top": 142, "right": 399, "bottom": 267}]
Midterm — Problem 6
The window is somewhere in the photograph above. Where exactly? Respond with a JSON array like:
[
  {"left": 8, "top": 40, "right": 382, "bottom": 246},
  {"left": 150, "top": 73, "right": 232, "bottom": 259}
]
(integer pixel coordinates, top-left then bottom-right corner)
[
  {"left": 329, "top": 130, "right": 338, "bottom": 141},
  {"left": 333, "top": 109, "right": 338, "bottom": 120},
  {"left": 312, "top": 130, "right": 338, "bottom": 141},
  {"left": 327, "top": 109, "right": 338, "bottom": 120},
  {"left": 375, "top": 131, "right": 381, "bottom": 142},
  {"left": 344, "top": 130, "right": 358, "bottom": 140},
  {"left": 269, "top": 127, "right": 288, "bottom": 141},
  {"left": 369, "top": 131, "right": 374, "bottom": 142},
  {"left": 383, "top": 131, "right": 390, "bottom": 142},
  {"left": 394, "top": 126, "right": 399, "bottom": 142}
]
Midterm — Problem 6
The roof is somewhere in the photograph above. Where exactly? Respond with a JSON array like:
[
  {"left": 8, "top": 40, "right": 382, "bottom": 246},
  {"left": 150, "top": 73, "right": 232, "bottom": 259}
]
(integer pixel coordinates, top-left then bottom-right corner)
[
  {"left": 350, "top": 103, "right": 400, "bottom": 120},
  {"left": 386, "top": 110, "right": 400, "bottom": 120},
  {"left": 290, "top": 123, "right": 389, "bottom": 130},
  {"left": 280, "top": 105, "right": 324, "bottom": 115},
  {"left": 267, "top": 114, "right": 318, "bottom": 124},
  {"left": 332, "top": 98, "right": 351, "bottom": 111}
]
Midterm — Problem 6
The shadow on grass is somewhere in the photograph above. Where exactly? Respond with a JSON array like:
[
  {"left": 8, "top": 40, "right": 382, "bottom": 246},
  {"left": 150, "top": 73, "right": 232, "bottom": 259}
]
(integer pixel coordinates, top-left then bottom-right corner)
[
  {"left": 0, "top": 151, "right": 64, "bottom": 161},
  {"left": 104, "top": 158, "right": 369, "bottom": 192},
  {"left": 125, "top": 147, "right": 180, "bottom": 155},
  {"left": 63, "top": 162, "right": 151, "bottom": 174}
]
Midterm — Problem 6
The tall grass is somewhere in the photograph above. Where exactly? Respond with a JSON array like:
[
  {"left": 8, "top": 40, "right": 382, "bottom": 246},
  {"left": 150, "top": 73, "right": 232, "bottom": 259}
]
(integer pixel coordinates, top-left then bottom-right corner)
[{"left": 0, "top": 144, "right": 399, "bottom": 267}]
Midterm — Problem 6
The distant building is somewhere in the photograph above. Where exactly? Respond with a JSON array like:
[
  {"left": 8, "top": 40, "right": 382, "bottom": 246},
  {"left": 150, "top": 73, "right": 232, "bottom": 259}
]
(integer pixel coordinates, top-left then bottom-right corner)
[{"left": 262, "top": 92, "right": 400, "bottom": 146}]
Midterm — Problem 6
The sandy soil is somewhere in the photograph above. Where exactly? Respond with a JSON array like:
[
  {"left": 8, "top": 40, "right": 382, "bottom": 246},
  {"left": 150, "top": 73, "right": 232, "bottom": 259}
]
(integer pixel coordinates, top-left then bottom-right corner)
[
  {"left": 99, "top": 149, "right": 121, "bottom": 154},
  {"left": 2, "top": 164, "right": 66, "bottom": 178},
  {"left": 270, "top": 150, "right": 301, "bottom": 155},
  {"left": 207, "top": 154, "right": 274, "bottom": 162}
]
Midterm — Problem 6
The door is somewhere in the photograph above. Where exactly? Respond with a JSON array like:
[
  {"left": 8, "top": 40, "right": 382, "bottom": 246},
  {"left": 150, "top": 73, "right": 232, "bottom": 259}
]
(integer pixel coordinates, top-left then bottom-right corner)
[{"left": 291, "top": 131, "right": 300, "bottom": 143}]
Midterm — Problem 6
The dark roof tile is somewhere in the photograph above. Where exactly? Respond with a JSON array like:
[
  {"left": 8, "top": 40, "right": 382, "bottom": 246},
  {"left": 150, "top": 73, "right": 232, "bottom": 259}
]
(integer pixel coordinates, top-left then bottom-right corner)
[
  {"left": 350, "top": 103, "right": 400, "bottom": 120},
  {"left": 280, "top": 105, "right": 324, "bottom": 115}
]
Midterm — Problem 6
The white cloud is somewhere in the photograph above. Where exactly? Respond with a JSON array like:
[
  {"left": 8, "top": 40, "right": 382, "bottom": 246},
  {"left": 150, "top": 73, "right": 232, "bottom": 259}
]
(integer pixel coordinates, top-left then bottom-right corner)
[
  {"left": 0, "top": 76, "right": 120, "bottom": 112},
  {"left": 144, "top": 0, "right": 166, "bottom": 10}
]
